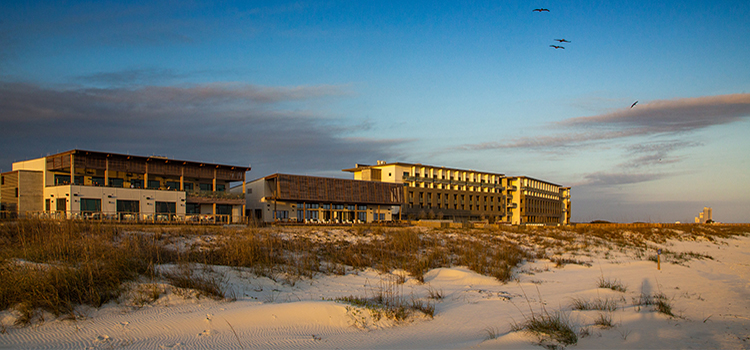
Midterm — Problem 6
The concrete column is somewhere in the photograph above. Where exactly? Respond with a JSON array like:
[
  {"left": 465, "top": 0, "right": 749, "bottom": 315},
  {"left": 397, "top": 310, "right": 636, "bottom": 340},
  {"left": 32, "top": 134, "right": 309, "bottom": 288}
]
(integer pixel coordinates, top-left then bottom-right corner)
[
  {"left": 70, "top": 153, "right": 74, "bottom": 185},
  {"left": 105, "top": 157, "right": 109, "bottom": 186}
]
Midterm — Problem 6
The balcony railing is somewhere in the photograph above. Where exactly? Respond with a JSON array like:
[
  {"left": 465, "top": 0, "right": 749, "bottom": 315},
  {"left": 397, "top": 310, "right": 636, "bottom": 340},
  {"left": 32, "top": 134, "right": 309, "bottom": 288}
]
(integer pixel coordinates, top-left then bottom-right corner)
[{"left": 186, "top": 190, "right": 245, "bottom": 200}]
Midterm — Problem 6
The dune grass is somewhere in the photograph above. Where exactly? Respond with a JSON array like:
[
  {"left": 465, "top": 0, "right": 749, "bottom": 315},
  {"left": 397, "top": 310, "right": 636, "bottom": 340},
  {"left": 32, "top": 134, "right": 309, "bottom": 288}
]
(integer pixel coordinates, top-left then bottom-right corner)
[{"left": 1, "top": 219, "right": 744, "bottom": 326}]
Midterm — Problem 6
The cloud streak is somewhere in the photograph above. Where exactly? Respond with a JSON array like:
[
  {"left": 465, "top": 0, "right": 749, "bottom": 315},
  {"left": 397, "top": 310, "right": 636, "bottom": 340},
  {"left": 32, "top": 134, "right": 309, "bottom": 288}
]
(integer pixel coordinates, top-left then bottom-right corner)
[
  {"left": 0, "top": 81, "right": 404, "bottom": 177},
  {"left": 463, "top": 93, "right": 750, "bottom": 151}
]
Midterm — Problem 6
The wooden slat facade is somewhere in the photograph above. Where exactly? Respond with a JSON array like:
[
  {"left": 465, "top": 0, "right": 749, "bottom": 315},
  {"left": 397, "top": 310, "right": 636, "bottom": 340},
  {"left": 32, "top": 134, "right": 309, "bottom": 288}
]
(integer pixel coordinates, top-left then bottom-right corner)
[
  {"left": 44, "top": 150, "right": 248, "bottom": 181},
  {"left": 268, "top": 174, "right": 403, "bottom": 205}
]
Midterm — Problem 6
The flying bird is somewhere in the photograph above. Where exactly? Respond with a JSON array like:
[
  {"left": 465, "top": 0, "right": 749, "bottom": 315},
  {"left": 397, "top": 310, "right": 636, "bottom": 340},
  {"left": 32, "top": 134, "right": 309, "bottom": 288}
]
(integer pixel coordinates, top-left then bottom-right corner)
[
  {"left": 554, "top": 39, "right": 570, "bottom": 43},
  {"left": 533, "top": 8, "right": 550, "bottom": 12},
  {"left": 631, "top": 101, "right": 638, "bottom": 108},
  {"left": 550, "top": 45, "right": 565, "bottom": 49}
]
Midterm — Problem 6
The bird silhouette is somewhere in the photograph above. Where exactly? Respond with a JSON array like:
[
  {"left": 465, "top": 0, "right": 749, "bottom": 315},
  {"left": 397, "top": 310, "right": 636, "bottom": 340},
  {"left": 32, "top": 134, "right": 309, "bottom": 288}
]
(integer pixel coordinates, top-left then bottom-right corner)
[
  {"left": 550, "top": 45, "right": 565, "bottom": 49},
  {"left": 533, "top": 8, "right": 550, "bottom": 12},
  {"left": 631, "top": 101, "right": 638, "bottom": 108},
  {"left": 554, "top": 39, "right": 570, "bottom": 43}
]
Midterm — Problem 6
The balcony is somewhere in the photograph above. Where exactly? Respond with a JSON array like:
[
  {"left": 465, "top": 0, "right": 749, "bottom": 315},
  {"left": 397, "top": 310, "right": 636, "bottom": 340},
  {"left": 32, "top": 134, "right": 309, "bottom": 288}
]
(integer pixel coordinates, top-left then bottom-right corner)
[
  {"left": 507, "top": 203, "right": 518, "bottom": 209},
  {"left": 507, "top": 186, "right": 518, "bottom": 191},
  {"left": 186, "top": 191, "right": 245, "bottom": 205}
]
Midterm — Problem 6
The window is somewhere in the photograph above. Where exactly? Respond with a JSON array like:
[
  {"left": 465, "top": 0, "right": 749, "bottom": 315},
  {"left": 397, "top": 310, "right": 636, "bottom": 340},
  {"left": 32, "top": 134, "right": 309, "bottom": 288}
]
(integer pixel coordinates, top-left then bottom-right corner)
[
  {"left": 166, "top": 181, "right": 180, "bottom": 190},
  {"left": 306, "top": 211, "right": 319, "bottom": 220},
  {"left": 130, "top": 179, "right": 143, "bottom": 189},
  {"left": 216, "top": 184, "right": 226, "bottom": 192},
  {"left": 184, "top": 183, "right": 194, "bottom": 191},
  {"left": 116, "top": 200, "right": 139, "bottom": 213},
  {"left": 80, "top": 198, "right": 101, "bottom": 213},
  {"left": 54, "top": 174, "right": 71, "bottom": 185},
  {"left": 199, "top": 183, "right": 212, "bottom": 191},
  {"left": 357, "top": 205, "right": 367, "bottom": 210},
  {"left": 15, "top": 188, "right": 19, "bottom": 198},
  {"left": 274, "top": 210, "right": 288, "bottom": 219},
  {"left": 358, "top": 212, "right": 367, "bottom": 222},
  {"left": 1, "top": 175, "right": 3, "bottom": 185},
  {"left": 217, "top": 204, "right": 232, "bottom": 215},
  {"left": 186, "top": 203, "right": 200, "bottom": 214},
  {"left": 148, "top": 180, "right": 160, "bottom": 189},
  {"left": 306, "top": 203, "right": 319, "bottom": 209},
  {"left": 155, "top": 201, "right": 176, "bottom": 214},
  {"left": 45, "top": 199, "right": 51, "bottom": 212},
  {"left": 109, "top": 178, "right": 124, "bottom": 188},
  {"left": 379, "top": 213, "right": 386, "bottom": 221},
  {"left": 322, "top": 204, "right": 331, "bottom": 209},
  {"left": 92, "top": 177, "right": 105, "bottom": 187}
]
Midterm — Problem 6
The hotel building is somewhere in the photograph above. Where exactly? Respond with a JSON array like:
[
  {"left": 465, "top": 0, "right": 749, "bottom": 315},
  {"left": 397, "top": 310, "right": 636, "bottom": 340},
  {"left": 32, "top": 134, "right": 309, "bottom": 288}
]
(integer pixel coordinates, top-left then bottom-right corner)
[
  {"left": 344, "top": 161, "right": 571, "bottom": 225},
  {"left": 244, "top": 173, "right": 404, "bottom": 223},
  {"left": 343, "top": 161, "right": 507, "bottom": 223},
  {"left": 1, "top": 150, "right": 250, "bottom": 222}
]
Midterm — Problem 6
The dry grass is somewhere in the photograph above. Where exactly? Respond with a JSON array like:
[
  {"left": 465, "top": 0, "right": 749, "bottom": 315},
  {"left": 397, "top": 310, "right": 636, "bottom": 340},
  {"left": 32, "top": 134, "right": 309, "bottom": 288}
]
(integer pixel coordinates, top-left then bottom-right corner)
[{"left": 1, "top": 220, "right": 745, "bottom": 326}]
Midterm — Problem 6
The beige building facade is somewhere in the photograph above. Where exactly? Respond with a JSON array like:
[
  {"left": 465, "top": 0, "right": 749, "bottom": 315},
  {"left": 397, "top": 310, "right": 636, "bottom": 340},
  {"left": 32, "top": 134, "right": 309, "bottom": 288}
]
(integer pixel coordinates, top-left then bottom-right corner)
[
  {"left": 4, "top": 150, "right": 250, "bottom": 223},
  {"left": 344, "top": 161, "right": 507, "bottom": 223},
  {"left": 344, "top": 161, "right": 571, "bottom": 225}
]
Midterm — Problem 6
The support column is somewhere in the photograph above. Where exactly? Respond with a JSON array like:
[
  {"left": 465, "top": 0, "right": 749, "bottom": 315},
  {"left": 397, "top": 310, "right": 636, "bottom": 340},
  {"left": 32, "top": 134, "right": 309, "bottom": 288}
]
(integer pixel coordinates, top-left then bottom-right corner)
[
  {"left": 144, "top": 162, "right": 148, "bottom": 189},
  {"left": 105, "top": 157, "right": 109, "bottom": 187},
  {"left": 242, "top": 171, "right": 246, "bottom": 220},
  {"left": 70, "top": 153, "right": 74, "bottom": 185},
  {"left": 180, "top": 166, "right": 184, "bottom": 191}
]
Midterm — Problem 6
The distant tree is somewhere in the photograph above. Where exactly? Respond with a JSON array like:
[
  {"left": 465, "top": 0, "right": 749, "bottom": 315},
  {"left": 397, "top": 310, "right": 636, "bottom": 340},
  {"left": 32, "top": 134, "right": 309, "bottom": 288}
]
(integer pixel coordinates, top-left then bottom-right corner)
[{"left": 590, "top": 220, "right": 612, "bottom": 224}]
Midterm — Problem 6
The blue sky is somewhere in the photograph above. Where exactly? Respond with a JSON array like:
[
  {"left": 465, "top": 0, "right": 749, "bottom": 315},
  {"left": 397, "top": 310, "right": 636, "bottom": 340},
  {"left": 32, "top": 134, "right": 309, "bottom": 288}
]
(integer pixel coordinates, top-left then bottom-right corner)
[{"left": 1, "top": 0, "right": 749, "bottom": 223}]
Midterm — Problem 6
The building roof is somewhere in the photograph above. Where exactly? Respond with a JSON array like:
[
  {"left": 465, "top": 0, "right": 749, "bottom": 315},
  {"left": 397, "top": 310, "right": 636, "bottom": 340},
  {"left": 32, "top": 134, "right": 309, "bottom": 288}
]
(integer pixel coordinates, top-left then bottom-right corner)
[
  {"left": 342, "top": 162, "right": 505, "bottom": 176},
  {"left": 43, "top": 149, "right": 251, "bottom": 172}
]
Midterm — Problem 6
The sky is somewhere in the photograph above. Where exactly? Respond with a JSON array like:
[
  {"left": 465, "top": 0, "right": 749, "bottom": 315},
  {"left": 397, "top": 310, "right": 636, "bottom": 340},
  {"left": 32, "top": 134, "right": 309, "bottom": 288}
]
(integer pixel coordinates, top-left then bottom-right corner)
[{"left": 1, "top": 0, "right": 749, "bottom": 223}]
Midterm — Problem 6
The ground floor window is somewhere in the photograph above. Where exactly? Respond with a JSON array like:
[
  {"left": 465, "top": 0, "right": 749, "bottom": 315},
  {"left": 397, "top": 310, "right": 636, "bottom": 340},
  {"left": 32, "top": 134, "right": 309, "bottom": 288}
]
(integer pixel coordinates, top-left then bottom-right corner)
[
  {"left": 306, "top": 211, "right": 319, "bottom": 220},
  {"left": 80, "top": 198, "right": 101, "bottom": 213},
  {"left": 216, "top": 204, "right": 232, "bottom": 215},
  {"left": 186, "top": 203, "right": 200, "bottom": 214},
  {"left": 357, "top": 212, "right": 367, "bottom": 222},
  {"left": 297, "top": 210, "right": 304, "bottom": 221},
  {"left": 109, "top": 178, "right": 124, "bottom": 187},
  {"left": 274, "top": 210, "right": 288, "bottom": 220},
  {"left": 155, "top": 201, "right": 176, "bottom": 213},
  {"left": 117, "top": 200, "right": 139, "bottom": 213}
]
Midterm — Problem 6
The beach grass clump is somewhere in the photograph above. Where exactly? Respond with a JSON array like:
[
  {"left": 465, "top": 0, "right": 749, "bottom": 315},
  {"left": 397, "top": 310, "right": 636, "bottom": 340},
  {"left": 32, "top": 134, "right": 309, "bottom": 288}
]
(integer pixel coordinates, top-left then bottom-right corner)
[
  {"left": 0, "top": 219, "right": 167, "bottom": 324},
  {"left": 570, "top": 297, "right": 619, "bottom": 312},
  {"left": 597, "top": 276, "right": 627, "bottom": 292},
  {"left": 593, "top": 313, "right": 615, "bottom": 329},
  {"left": 161, "top": 264, "right": 225, "bottom": 300},
  {"left": 511, "top": 309, "right": 578, "bottom": 347}
]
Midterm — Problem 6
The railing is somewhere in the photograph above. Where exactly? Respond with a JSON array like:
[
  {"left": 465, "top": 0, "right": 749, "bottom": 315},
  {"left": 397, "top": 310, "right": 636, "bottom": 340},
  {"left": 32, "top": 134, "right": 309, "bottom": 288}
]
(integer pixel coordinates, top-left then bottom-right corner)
[
  {"left": 186, "top": 191, "right": 245, "bottom": 200},
  {"left": 22, "top": 211, "right": 244, "bottom": 224}
]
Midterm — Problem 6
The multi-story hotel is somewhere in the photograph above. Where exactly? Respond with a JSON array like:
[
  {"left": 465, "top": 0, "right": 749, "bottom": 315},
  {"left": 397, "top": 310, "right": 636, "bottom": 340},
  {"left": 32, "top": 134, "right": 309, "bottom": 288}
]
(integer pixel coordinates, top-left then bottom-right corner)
[
  {"left": 506, "top": 176, "right": 570, "bottom": 225},
  {"left": 343, "top": 161, "right": 508, "bottom": 223},
  {"left": 1, "top": 150, "right": 250, "bottom": 222},
  {"left": 243, "top": 173, "right": 404, "bottom": 223},
  {"left": 344, "top": 161, "right": 571, "bottom": 225}
]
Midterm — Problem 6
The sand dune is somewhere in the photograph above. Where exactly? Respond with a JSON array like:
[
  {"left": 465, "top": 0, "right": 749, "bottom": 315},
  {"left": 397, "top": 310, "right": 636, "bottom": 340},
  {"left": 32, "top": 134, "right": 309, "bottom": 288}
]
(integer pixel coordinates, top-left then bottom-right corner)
[{"left": 1, "top": 231, "right": 749, "bottom": 349}]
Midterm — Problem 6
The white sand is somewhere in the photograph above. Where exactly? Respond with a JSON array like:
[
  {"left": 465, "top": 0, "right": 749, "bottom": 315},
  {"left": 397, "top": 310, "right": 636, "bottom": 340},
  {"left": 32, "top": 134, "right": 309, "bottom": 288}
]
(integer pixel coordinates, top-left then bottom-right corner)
[{"left": 2, "top": 233, "right": 749, "bottom": 349}]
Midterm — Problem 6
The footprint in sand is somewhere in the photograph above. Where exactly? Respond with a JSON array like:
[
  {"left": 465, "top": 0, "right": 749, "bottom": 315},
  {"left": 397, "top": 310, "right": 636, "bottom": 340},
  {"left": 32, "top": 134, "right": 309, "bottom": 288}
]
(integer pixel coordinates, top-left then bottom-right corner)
[
  {"left": 95, "top": 335, "right": 110, "bottom": 343},
  {"left": 159, "top": 342, "right": 184, "bottom": 349},
  {"left": 198, "top": 329, "right": 218, "bottom": 337}
]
